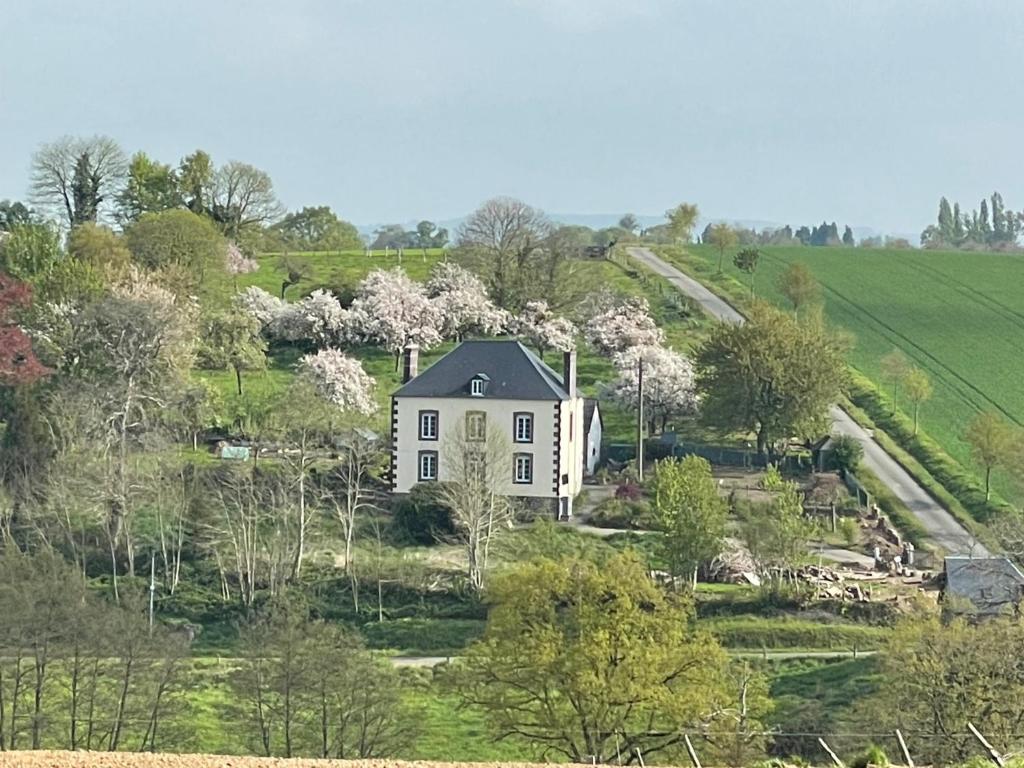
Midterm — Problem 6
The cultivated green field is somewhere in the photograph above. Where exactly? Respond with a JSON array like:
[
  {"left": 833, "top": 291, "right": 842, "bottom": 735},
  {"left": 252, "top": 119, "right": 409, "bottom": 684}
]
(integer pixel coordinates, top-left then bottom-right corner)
[{"left": 662, "top": 244, "right": 1024, "bottom": 502}]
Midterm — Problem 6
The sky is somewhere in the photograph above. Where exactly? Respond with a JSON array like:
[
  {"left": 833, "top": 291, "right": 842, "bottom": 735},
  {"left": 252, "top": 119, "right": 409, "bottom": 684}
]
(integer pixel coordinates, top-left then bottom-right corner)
[{"left": 2, "top": 0, "right": 1024, "bottom": 235}]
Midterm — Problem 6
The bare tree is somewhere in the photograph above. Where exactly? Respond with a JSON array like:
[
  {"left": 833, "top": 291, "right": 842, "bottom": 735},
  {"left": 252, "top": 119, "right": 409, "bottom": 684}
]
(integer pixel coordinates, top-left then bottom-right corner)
[
  {"left": 212, "top": 161, "right": 284, "bottom": 238},
  {"left": 324, "top": 432, "right": 386, "bottom": 612},
  {"left": 435, "top": 422, "right": 516, "bottom": 591},
  {"left": 457, "top": 197, "right": 552, "bottom": 310},
  {"left": 30, "top": 135, "right": 127, "bottom": 227}
]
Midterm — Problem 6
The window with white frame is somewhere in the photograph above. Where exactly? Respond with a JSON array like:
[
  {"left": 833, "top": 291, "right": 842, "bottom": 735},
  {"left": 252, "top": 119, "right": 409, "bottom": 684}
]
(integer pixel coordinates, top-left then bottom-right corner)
[
  {"left": 514, "top": 412, "right": 533, "bottom": 443},
  {"left": 466, "top": 411, "right": 486, "bottom": 442},
  {"left": 470, "top": 378, "right": 485, "bottom": 396},
  {"left": 514, "top": 453, "right": 533, "bottom": 484},
  {"left": 419, "top": 410, "right": 438, "bottom": 440},
  {"left": 418, "top": 451, "right": 438, "bottom": 481}
]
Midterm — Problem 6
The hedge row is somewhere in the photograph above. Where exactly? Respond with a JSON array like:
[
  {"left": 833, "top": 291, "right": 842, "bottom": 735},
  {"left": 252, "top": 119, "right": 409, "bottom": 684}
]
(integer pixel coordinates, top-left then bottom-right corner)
[{"left": 703, "top": 616, "right": 889, "bottom": 650}]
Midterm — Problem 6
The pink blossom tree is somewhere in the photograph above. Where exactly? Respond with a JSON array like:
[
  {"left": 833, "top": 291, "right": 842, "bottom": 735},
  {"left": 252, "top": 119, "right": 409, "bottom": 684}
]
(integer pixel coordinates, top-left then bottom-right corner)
[
  {"left": 346, "top": 268, "right": 442, "bottom": 369},
  {"left": 516, "top": 300, "right": 576, "bottom": 360},
  {"left": 297, "top": 348, "right": 377, "bottom": 416},
  {"left": 225, "top": 242, "right": 259, "bottom": 278},
  {"left": 426, "top": 262, "right": 508, "bottom": 340},
  {"left": 607, "top": 344, "right": 697, "bottom": 434},
  {"left": 586, "top": 293, "right": 665, "bottom": 356}
]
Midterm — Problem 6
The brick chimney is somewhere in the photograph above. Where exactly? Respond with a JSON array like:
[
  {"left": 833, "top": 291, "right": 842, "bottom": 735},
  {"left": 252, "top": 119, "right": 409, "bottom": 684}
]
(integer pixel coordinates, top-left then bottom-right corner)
[
  {"left": 562, "top": 349, "right": 577, "bottom": 398},
  {"left": 402, "top": 344, "right": 419, "bottom": 383}
]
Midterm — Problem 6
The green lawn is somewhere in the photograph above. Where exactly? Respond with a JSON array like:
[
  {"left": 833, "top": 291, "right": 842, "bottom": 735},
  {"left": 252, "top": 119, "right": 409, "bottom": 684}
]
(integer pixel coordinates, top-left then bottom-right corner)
[{"left": 660, "top": 243, "right": 1024, "bottom": 503}]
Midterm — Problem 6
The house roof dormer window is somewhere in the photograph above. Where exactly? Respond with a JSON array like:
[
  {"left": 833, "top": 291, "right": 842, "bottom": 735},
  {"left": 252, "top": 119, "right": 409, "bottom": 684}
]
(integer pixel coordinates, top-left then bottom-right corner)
[{"left": 470, "top": 373, "right": 489, "bottom": 397}]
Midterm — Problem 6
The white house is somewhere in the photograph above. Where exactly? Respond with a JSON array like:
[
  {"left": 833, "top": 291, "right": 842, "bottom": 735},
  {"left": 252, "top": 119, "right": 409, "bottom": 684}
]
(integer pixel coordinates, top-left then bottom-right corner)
[
  {"left": 582, "top": 398, "right": 602, "bottom": 476},
  {"left": 390, "top": 340, "right": 599, "bottom": 519}
]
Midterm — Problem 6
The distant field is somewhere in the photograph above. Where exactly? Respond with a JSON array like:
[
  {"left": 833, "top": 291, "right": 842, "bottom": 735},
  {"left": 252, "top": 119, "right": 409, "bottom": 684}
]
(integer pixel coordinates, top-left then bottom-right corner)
[{"left": 663, "top": 243, "right": 1024, "bottom": 499}]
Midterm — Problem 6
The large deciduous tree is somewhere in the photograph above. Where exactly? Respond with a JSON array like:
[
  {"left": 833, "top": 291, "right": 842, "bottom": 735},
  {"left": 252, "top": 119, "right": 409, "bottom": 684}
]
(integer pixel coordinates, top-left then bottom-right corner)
[
  {"left": 450, "top": 553, "right": 731, "bottom": 763},
  {"left": 733, "top": 247, "right": 760, "bottom": 296},
  {"left": 457, "top": 197, "right": 552, "bottom": 310},
  {"left": 585, "top": 291, "right": 665, "bottom": 355},
  {"left": 696, "top": 303, "right": 847, "bottom": 458},
  {"left": 516, "top": 300, "right": 576, "bottom": 360},
  {"left": 880, "top": 348, "right": 911, "bottom": 414},
  {"left": 296, "top": 349, "right": 377, "bottom": 416},
  {"left": 211, "top": 161, "right": 284, "bottom": 238},
  {"left": 272, "top": 206, "right": 362, "bottom": 251},
  {"left": 198, "top": 311, "right": 268, "bottom": 396},
  {"left": 666, "top": 202, "right": 700, "bottom": 243},
  {"left": 426, "top": 261, "right": 507, "bottom": 340},
  {"left": 116, "top": 151, "right": 182, "bottom": 224},
  {"left": 125, "top": 209, "right": 227, "bottom": 292},
  {"left": 30, "top": 135, "right": 127, "bottom": 227},
  {"left": 346, "top": 268, "right": 442, "bottom": 368},
  {"left": 608, "top": 344, "right": 697, "bottom": 435},
  {"left": 652, "top": 455, "right": 727, "bottom": 589}
]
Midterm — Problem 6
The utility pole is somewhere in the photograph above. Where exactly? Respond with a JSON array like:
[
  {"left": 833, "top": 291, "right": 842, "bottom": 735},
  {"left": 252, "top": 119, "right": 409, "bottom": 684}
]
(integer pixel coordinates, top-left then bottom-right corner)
[{"left": 636, "top": 357, "right": 644, "bottom": 482}]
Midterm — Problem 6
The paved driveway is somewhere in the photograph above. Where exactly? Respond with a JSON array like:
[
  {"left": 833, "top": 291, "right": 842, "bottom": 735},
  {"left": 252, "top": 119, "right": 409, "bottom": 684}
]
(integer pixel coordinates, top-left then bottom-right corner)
[{"left": 627, "top": 246, "right": 987, "bottom": 557}]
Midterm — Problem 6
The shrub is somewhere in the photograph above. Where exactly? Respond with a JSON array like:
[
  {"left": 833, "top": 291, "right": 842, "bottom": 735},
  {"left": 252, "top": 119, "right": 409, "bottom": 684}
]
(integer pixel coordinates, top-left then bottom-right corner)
[
  {"left": 615, "top": 483, "right": 643, "bottom": 500},
  {"left": 589, "top": 497, "right": 657, "bottom": 530},
  {"left": 852, "top": 745, "right": 889, "bottom": 768},
  {"left": 838, "top": 517, "right": 861, "bottom": 547},
  {"left": 831, "top": 434, "right": 864, "bottom": 473},
  {"left": 393, "top": 484, "right": 455, "bottom": 544},
  {"left": 760, "top": 463, "right": 785, "bottom": 491},
  {"left": 361, "top": 617, "right": 485, "bottom": 654}
]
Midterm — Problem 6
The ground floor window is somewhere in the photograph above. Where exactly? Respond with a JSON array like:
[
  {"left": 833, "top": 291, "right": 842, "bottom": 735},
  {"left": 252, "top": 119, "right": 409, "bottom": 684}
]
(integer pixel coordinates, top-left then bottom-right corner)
[
  {"left": 418, "top": 451, "right": 438, "bottom": 481},
  {"left": 514, "top": 453, "right": 533, "bottom": 484}
]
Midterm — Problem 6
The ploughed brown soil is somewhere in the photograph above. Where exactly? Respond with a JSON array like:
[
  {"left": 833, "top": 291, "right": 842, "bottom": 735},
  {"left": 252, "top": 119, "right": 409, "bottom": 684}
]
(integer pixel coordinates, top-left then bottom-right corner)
[{"left": 0, "top": 754, "right": 601, "bottom": 768}]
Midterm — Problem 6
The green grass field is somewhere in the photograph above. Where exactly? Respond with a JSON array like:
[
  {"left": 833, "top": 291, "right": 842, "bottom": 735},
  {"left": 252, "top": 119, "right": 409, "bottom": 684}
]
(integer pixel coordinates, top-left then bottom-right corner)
[{"left": 661, "top": 243, "right": 1024, "bottom": 502}]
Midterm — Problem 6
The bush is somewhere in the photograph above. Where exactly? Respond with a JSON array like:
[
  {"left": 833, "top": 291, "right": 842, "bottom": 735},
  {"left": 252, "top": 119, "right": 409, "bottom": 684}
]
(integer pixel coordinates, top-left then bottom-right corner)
[
  {"left": 830, "top": 434, "right": 864, "bottom": 473},
  {"left": 393, "top": 484, "right": 455, "bottom": 544},
  {"left": 760, "top": 463, "right": 785, "bottom": 491},
  {"left": 615, "top": 483, "right": 642, "bottom": 500},
  {"left": 838, "top": 517, "right": 861, "bottom": 547},
  {"left": 852, "top": 745, "right": 889, "bottom": 768},
  {"left": 589, "top": 497, "right": 657, "bottom": 530},
  {"left": 361, "top": 617, "right": 485, "bottom": 654}
]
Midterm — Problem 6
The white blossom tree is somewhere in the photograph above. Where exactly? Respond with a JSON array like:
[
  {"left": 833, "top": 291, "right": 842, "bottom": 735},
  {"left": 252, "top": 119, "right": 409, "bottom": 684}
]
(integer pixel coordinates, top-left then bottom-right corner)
[
  {"left": 346, "top": 268, "right": 442, "bottom": 369},
  {"left": 225, "top": 242, "right": 260, "bottom": 279},
  {"left": 516, "top": 300, "right": 576, "bottom": 360},
  {"left": 426, "top": 262, "right": 508, "bottom": 340},
  {"left": 297, "top": 348, "right": 377, "bottom": 416},
  {"left": 235, "top": 286, "right": 285, "bottom": 331},
  {"left": 291, "top": 289, "right": 349, "bottom": 348},
  {"left": 607, "top": 345, "right": 697, "bottom": 435},
  {"left": 586, "top": 292, "right": 665, "bottom": 355}
]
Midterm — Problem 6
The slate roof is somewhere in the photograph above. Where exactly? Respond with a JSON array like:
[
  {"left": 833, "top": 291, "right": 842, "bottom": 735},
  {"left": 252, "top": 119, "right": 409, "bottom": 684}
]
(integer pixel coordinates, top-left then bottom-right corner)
[
  {"left": 394, "top": 340, "right": 571, "bottom": 400},
  {"left": 944, "top": 556, "right": 1024, "bottom": 615}
]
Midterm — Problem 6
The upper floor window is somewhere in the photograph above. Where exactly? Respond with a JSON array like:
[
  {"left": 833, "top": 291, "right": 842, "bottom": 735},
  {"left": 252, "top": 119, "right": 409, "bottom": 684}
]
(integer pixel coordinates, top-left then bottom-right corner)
[
  {"left": 514, "top": 412, "right": 534, "bottom": 443},
  {"left": 419, "top": 410, "right": 438, "bottom": 440},
  {"left": 466, "top": 411, "right": 486, "bottom": 442},
  {"left": 470, "top": 377, "right": 486, "bottom": 396}
]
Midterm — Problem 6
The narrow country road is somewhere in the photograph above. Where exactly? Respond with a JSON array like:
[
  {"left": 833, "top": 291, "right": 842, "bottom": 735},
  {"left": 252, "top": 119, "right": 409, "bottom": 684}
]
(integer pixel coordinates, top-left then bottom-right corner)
[
  {"left": 389, "top": 649, "right": 875, "bottom": 668},
  {"left": 627, "top": 246, "right": 988, "bottom": 557}
]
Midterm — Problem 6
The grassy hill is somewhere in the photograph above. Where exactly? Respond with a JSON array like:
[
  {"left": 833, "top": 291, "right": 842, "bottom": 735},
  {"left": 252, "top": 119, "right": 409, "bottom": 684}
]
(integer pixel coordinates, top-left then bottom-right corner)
[{"left": 661, "top": 243, "right": 1024, "bottom": 504}]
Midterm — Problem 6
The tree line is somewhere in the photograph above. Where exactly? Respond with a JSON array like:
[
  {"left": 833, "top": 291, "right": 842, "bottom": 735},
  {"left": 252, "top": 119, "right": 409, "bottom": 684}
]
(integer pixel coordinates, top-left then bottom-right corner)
[{"left": 921, "top": 192, "right": 1021, "bottom": 250}]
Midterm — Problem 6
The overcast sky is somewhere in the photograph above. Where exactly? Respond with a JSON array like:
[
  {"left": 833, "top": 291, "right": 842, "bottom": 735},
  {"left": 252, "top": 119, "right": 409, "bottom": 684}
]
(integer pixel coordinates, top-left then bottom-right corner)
[{"left": 3, "top": 1, "right": 1023, "bottom": 234}]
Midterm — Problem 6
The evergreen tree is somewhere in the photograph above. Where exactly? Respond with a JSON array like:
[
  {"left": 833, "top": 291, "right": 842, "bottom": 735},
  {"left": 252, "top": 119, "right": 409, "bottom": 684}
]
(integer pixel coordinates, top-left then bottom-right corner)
[
  {"left": 979, "top": 198, "right": 991, "bottom": 236},
  {"left": 71, "top": 151, "right": 101, "bottom": 226},
  {"left": 953, "top": 202, "right": 965, "bottom": 243},
  {"left": 937, "top": 197, "right": 954, "bottom": 240},
  {"left": 842, "top": 225, "right": 855, "bottom": 246},
  {"left": 991, "top": 192, "right": 1006, "bottom": 242}
]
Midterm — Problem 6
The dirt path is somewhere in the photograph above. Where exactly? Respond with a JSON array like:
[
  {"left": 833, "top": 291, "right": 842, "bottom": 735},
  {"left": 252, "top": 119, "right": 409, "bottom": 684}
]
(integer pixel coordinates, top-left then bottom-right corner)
[{"left": 626, "top": 246, "right": 987, "bottom": 557}]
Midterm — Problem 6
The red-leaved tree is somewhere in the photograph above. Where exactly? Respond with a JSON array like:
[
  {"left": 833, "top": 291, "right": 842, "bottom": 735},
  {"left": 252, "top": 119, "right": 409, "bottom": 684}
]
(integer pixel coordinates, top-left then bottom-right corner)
[{"left": 0, "top": 272, "right": 50, "bottom": 385}]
